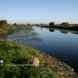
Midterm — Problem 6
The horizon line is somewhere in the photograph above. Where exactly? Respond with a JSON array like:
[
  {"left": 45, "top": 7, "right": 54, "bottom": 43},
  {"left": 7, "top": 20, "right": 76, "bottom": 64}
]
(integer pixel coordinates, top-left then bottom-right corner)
[{"left": 0, "top": 19, "right": 78, "bottom": 24}]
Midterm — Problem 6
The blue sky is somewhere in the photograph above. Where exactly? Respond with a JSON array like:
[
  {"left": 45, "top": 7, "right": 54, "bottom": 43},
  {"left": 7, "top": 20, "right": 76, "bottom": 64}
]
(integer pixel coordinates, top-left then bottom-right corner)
[{"left": 0, "top": 0, "right": 78, "bottom": 23}]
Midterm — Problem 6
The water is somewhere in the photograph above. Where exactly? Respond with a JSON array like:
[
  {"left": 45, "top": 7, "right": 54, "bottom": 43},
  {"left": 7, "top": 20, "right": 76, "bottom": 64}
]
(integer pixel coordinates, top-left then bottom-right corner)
[{"left": 4, "top": 26, "right": 78, "bottom": 72}]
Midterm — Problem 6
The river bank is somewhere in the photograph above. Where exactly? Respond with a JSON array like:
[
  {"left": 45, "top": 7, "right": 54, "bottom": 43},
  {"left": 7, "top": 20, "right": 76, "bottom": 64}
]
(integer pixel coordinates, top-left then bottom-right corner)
[{"left": 0, "top": 40, "right": 78, "bottom": 78}]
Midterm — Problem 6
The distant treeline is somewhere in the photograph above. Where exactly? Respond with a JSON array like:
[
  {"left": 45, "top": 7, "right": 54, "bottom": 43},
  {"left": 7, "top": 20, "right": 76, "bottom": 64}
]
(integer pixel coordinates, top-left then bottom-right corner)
[
  {"left": 49, "top": 22, "right": 78, "bottom": 31},
  {"left": 0, "top": 20, "right": 16, "bottom": 35},
  {"left": 34, "top": 22, "right": 78, "bottom": 31},
  {"left": 0, "top": 20, "right": 78, "bottom": 31},
  {"left": 0, "top": 20, "right": 33, "bottom": 35}
]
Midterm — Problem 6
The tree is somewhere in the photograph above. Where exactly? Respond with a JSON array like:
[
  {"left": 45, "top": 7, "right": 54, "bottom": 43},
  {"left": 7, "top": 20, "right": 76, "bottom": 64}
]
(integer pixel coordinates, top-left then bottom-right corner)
[
  {"left": 0, "top": 20, "right": 7, "bottom": 28},
  {"left": 0, "top": 20, "right": 7, "bottom": 25},
  {"left": 13, "top": 23, "right": 17, "bottom": 26},
  {"left": 49, "top": 22, "right": 55, "bottom": 28},
  {"left": 60, "top": 22, "right": 70, "bottom": 27}
]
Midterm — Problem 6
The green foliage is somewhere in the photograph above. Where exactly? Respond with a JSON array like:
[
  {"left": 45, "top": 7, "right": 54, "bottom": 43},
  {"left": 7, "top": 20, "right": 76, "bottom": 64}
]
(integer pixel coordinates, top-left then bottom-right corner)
[
  {"left": 0, "top": 20, "right": 7, "bottom": 27},
  {"left": 0, "top": 20, "right": 16, "bottom": 35},
  {"left": 0, "top": 41, "right": 59, "bottom": 78},
  {"left": 49, "top": 22, "right": 55, "bottom": 28},
  {"left": 61, "top": 22, "right": 70, "bottom": 27},
  {"left": 0, "top": 27, "right": 11, "bottom": 35}
]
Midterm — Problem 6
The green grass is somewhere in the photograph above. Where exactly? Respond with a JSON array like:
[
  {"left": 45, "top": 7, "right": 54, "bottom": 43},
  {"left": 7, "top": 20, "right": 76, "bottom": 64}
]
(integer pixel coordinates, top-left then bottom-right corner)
[
  {"left": 0, "top": 24, "right": 16, "bottom": 35},
  {"left": 0, "top": 40, "right": 59, "bottom": 78}
]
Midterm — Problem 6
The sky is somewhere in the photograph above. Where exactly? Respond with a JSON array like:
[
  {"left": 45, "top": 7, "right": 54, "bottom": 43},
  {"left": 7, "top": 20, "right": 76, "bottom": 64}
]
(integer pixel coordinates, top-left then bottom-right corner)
[{"left": 0, "top": 0, "right": 78, "bottom": 23}]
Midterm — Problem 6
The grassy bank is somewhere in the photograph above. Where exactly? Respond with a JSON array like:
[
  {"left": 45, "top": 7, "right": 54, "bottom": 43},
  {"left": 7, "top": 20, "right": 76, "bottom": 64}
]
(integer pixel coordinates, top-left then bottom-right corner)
[
  {"left": 0, "top": 25, "right": 16, "bottom": 35},
  {"left": 0, "top": 40, "right": 77, "bottom": 78},
  {"left": 0, "top": 20, "right": 33, "bottom": 36},
  {"left": 0, "top": 40, "right": 59, "bottom": 78}
]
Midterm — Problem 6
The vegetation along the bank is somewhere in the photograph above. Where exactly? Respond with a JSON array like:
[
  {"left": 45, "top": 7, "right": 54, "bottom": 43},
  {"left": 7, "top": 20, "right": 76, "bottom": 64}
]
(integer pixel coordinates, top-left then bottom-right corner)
[
  {"left": 0, "top": 20, "right": 78, "bottom": 78},
  {"left": 49, "top": 22, "right": 78, "bottom": 31},
  {"left": 33, "top": 22, "right": 78, "bottom": 31},
  {"left": 0, "top": 40, "right": 78, "bottom": 78},
  {"left": 0, "top": 20, "right": 16, "bottom": 35},
  {"left": 0, "top": 20, "right": 33, "bottom": 35}
]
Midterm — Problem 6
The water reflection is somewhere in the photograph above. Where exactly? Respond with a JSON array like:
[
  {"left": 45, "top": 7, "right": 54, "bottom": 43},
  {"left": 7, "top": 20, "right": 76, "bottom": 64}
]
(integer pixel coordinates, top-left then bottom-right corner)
[
  {"left": 59, "top": 29, "right": 69, "bottom": 34},
  {"left": 49, "top": 28, "right": 55, "bottom": 32},
  {"left": 71, "top": 31, "right": 78, "bottom": 35},
  {"left": 8, "top": 30, "right": 43, "bottom": 46},
  {"left": 48, "top": 27, "right": 78, "bottom": 35},
  {"left": 0, "top": 26, "right": 78, "bottom": 72}
]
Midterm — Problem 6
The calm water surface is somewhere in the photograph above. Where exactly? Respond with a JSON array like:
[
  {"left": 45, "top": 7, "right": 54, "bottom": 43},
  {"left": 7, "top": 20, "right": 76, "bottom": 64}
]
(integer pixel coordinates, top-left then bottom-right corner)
[{"left": 8, "top": 26, "right": 78, "bottom": 72}]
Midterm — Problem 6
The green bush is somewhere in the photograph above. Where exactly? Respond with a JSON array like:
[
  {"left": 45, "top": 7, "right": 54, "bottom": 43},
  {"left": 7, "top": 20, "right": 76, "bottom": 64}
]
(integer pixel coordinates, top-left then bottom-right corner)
[{"left": 0, "top": 40, "right": 59, "bottom": 78}]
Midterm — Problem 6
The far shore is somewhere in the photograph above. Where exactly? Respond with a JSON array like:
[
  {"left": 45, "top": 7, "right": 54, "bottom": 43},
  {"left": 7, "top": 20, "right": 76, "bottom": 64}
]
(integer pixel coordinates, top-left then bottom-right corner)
[{"left": 32, "top": 23, "right": 78, "bottom": 31}]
